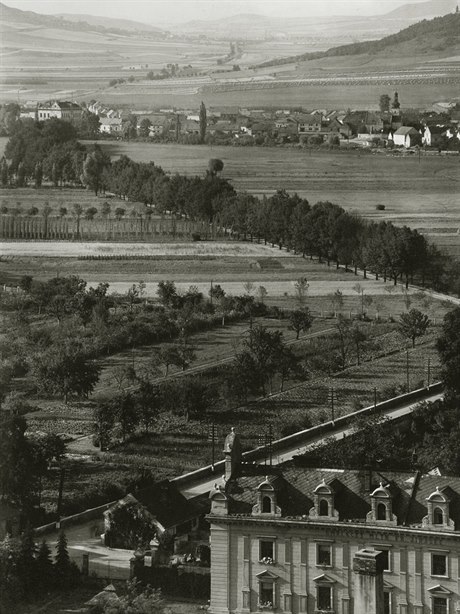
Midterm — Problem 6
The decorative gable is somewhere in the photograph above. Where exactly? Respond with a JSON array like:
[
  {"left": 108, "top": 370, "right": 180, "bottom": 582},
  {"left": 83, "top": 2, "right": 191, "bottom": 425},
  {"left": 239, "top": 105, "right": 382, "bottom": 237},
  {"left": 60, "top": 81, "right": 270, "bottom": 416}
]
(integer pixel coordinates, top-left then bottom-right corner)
[
  {"left": 313, "top": 574, "right": 336, "bottom": 584},
  {"left": 366, "top": 482, "right": 397, "bottom": 526},
  {"left": 252, "top": 477, "right": 281, "bottom": 517},
  {"left": 427, "top": 585, "right": 452, "bottom": 595},
  {"left": 422, "top": 486, "right": 455, "bottom": 531},
  {"left": 309, "top": 479, "right": 339, "bottom": 521}
]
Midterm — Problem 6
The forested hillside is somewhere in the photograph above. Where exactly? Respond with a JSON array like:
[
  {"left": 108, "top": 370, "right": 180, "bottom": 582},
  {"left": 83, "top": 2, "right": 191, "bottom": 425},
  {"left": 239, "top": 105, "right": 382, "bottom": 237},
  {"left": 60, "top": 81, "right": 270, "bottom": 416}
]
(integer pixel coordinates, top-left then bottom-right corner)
[{"left": 255, "top": 12, "right": 460, "bottom": 68}]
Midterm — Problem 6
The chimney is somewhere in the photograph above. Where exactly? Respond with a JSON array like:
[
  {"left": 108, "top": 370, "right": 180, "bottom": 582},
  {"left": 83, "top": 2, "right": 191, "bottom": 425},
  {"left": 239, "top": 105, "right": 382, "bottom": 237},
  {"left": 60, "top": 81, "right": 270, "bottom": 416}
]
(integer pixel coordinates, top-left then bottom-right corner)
[
  {"left": 353, "top": 548, "right": 385, "bottom": 614},
  {"left": 223, "top": 427, "right": 242, "bottom": 482}
]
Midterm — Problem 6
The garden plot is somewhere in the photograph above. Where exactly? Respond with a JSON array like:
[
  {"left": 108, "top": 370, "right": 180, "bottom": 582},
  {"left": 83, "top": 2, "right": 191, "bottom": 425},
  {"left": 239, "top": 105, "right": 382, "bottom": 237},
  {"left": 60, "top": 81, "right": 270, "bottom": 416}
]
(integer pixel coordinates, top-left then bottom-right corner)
[{"left": 0, "top": 241, "right": 292, "bottom": 258}]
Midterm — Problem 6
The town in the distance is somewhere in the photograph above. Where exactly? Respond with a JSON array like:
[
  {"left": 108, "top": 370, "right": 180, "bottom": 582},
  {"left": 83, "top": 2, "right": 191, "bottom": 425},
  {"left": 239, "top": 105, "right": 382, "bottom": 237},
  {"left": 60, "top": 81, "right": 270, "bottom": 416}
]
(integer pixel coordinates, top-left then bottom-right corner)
[
  {"left": 14, "top": 92, "right": 460, "bottom": 150},
  {"left": 1, "top": 2, "right": 460, "bottom": 614}
]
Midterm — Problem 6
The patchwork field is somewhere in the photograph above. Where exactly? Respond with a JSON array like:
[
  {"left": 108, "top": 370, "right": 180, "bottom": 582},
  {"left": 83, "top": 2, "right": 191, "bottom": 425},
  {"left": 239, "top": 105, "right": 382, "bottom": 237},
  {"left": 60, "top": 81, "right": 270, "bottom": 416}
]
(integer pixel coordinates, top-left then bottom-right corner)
[{"left": 73, "top": 142, "right": 460, "bottom": 256}]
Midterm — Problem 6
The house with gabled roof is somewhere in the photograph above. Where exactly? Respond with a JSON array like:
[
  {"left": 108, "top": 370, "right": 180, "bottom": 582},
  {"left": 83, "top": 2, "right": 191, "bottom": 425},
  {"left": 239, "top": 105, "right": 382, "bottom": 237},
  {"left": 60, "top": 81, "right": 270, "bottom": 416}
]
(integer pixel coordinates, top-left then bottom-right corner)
[
  {"left": 393, "top": 126, "right": 421, "bottom": 148},
  {"left": 37, "top": 101, "right": 82, "bottom": 123}
]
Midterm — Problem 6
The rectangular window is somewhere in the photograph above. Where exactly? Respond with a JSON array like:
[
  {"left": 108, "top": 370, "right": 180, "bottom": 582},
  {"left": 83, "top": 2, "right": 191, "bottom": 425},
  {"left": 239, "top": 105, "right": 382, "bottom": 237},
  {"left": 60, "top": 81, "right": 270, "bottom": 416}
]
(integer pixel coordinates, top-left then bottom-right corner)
[
  {"left": 432, "top": 553, "right": 447, "bottom": 577},
  {"left": 317, "top": 585, "right": 332, "bottom": 610},
  {"left": 260, "top": 540, "right": 274, "bottom": 561},
  {"left": 259, "top": 582, "right": 273, "bottom": 607},
  {"left": 317, "top": 544, "right": 331, "bottom": 567},
  {"left": 433, "top": 597, "right": 448, "bottom": 614}
]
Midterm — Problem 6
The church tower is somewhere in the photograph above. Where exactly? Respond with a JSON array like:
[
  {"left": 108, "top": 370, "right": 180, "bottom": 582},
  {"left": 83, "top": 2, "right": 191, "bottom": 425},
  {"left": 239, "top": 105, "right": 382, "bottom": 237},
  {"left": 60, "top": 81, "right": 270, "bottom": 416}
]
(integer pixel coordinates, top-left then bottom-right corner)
[{"left": 391, "top": 91, "right": 402, "bottom": 130}]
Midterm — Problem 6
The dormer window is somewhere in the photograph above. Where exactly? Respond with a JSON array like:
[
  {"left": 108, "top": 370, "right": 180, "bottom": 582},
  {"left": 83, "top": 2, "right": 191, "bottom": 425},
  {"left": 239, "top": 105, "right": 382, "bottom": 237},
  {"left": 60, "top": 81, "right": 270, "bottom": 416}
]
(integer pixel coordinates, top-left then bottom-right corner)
[
  {"left": 309, "top": 479, "right": 339, "bottom": 520},
  {"left": 377, "top": 502, "right": 387, "bottom": 521},
  {"left": 367, "top": 482, "right": 397, "bottom": 525},
  {"left": 423, "top": 486, "right": 455, "bottom": 531},
  {"left": 252, "top": 477, "right": 281, "bottom": 517},
  {"left": 262, "top": 496, "right": 272, "bottom": 514}
]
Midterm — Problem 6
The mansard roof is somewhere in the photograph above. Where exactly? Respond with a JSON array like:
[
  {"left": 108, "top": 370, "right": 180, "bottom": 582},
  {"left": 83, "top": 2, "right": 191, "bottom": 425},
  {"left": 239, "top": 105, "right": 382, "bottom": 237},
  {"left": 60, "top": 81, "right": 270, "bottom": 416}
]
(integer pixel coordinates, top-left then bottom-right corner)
[{"left": 221, "top": 465, "right": 460, "bottom": 530}]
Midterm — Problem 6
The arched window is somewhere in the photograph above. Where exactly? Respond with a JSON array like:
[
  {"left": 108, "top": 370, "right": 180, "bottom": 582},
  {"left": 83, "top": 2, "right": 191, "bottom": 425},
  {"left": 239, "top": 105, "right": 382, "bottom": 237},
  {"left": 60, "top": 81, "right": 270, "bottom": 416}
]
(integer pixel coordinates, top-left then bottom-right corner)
[
  {"left": 262, "top": 496, "right": 272, "bottom": 513},
  {"left": 433, "top": 507, "right": 444, "bottom": 525},
  {"left": 377, "top": 503, "right": 387, "bottom": 520},
  {"left": 319, "top": 499, "right": 329, "bottom": 516}
]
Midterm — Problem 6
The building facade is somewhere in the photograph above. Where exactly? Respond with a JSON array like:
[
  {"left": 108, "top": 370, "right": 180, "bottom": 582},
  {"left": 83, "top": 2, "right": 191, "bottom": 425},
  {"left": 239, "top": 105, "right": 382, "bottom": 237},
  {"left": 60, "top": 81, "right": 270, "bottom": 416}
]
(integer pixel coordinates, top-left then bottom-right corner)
[
  {"left": 37, "top": 101, "right": 82, "bottom": 122},
  {"left": 208, "top": 463, "right": 460, "bottom": 614}
]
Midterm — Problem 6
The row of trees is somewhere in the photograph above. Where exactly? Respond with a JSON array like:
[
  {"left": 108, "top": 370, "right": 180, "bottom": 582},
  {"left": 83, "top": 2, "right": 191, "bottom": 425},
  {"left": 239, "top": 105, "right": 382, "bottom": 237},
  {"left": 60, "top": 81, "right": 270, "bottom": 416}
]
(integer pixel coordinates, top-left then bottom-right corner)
[
  {"left": 0, "top": 529, "right": 81, "bottom": 610},
  {"left": 4, "top": 119, "right": 459, "bottom": 295}
]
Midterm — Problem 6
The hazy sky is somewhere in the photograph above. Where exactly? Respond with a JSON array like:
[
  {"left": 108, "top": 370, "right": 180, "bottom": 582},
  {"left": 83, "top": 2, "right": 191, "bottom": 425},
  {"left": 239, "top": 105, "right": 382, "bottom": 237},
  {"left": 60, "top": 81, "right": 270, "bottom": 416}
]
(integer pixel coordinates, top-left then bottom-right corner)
[{"left": 3, "top": 0, "right": 433, "bottom": 23}]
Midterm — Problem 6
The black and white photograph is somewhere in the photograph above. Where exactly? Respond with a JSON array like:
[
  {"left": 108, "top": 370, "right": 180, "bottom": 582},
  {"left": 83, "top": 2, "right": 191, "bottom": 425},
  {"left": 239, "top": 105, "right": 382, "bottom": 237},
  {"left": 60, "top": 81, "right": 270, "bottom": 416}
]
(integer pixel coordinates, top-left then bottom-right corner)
[{"left": 0, "top": 0, "right": 459, "bottom": 611}]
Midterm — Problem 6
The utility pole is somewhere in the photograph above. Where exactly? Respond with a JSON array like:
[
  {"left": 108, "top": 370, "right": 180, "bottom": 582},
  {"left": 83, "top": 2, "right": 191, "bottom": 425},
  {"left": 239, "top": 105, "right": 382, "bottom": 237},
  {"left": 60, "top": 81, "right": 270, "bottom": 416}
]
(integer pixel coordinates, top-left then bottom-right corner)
[
  {"left": 329, "top": 388, "right": 337, "bottom": 423},
  {"left": 406, "top": 349, "right": 410, "bottom": 392},
  {"left": 207, "top": 420, "right": 216, "bottom": 469},
  {"left": 268, "top": 423, "right": 273, "bottom": 467},
  {"left": 373, "top": 387, "right": 377, "bottom": 408},
  {"left": 427, "top": 357, "right": 431, "bottom": 388},
  {"left": 210, "top": 279, "right": 213, "bottom": 306}
]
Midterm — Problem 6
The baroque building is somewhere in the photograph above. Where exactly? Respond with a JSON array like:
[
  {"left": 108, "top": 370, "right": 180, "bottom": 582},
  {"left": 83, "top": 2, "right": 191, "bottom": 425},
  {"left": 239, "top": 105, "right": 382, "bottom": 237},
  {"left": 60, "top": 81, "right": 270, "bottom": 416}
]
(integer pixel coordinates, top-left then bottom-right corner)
[{"left": 207, "top": 437, "right": 460, "bottom": 614}]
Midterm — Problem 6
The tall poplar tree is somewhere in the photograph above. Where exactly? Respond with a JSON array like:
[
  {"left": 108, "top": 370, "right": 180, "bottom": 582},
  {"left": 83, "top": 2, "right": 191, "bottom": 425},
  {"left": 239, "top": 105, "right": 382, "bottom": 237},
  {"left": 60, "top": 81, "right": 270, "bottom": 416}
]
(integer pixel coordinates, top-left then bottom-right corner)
[{"left": 199, "top": 101, "right": 207, "bottom": 144}]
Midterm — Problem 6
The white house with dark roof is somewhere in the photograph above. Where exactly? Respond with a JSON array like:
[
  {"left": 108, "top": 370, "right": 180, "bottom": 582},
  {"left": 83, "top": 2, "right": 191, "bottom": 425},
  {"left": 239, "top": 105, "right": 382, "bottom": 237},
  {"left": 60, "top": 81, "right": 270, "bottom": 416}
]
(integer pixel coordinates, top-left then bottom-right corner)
[
  {"left": 207, "top": 430, "right": 460, "bottom": 614},
  {"left": 393, "top": 127, "right": 422, "bottom": 148},
  {"left": 37, "top": 101, "right": 82, "bottom": 123}
]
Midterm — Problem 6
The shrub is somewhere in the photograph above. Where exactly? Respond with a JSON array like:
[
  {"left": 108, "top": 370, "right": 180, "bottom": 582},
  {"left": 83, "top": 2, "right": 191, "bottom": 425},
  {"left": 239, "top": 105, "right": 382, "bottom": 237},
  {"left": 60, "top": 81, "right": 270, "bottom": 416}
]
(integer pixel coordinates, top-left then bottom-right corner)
[
  {"left": 192, "top": 233, "right": 201, "bottom": 242},
  {"left": 376, "top": 204, "right": 386, "bottom": 211}
]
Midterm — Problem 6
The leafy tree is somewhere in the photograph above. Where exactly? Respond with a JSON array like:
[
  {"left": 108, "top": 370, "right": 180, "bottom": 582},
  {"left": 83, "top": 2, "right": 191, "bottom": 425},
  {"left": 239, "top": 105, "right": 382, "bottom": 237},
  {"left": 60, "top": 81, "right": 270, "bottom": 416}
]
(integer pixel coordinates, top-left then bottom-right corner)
[
  {"left": 335, "top": 314, "right": 353, "bottom": 370},
  {"left": 208, "top": 158, "right": 224, "bottom": 177},
  {"left": 82, "top": 145, "right": 110, "bottom": 195},
  {"left": 436, "top": 307, "right": 460, "bottom": 397},
  {"left": 171, "top": 335, "right": 197, "bottom": 372},
  {"left": 16, "top": 161, "right": 25, "bottom": 187},
  {"left": 139, "top": 118, "right": 152, "bottom": 138},
  {"left": 134, "top": 380, "right": 161, "bottom": 433},
  {"left": 379, "top": 94, "right": 391, "bottom": 112},
  {"left": 115, "top": 207, "right": 126, "bottom": 220},
  {"left": 94, "top": 402, "right": 116, "bottom": 450},
  {"left": 350, "top": 322, "right": 368, "bottom": 365},
  {"left": 101, "top": 201, "right": 111, "bottom": 217},
  {"left": 199, "top": 101, "right": 207, "bottom": 143},
  {"left": 34, "top": 162, "right": 43, "bottom": 188},
  {"left": 85, "top": 206, "right": 98, "bottom": 220},
  {"left": 329, "top": 289, "right": 344, "bottom": 315},
  {"left": 398, "top": 309, "right": 431, "bottom": 348},
  {"left": 116, "top": 393, "right": 138, "bottom": 442},
  {"left": 34, "top": 348, "right": 101, "bottom": 403},
  {"left": 294, "top": 277, "right": 309, "bottom": 306},
  {"left": 289, "top": 308, "right": 314, "bottom": 340},
  {"left": 105, "top": 502, "right": 156, "bottom": 550},
  {"left": 0, "top": 415, "right": 37, "bottom": 516},
  {"left": 103, "top": 580, "right": 166, "bottom": 613}
]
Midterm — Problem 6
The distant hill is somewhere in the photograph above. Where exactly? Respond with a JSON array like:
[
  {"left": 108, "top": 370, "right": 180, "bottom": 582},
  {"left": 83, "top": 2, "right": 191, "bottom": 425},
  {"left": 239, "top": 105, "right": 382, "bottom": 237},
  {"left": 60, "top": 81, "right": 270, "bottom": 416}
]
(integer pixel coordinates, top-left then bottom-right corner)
[
  {"left": 56, "top": 12, "right": 165, "bottom": 34},
  {"left": 254, "top": 12, "right": 460, "bottom": 68},
  {"left": 382, "top": 0, "right": 456, "bottom": 19},
  {"left": 0, "top": 2, "right": 168, "bottom": 38}
]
